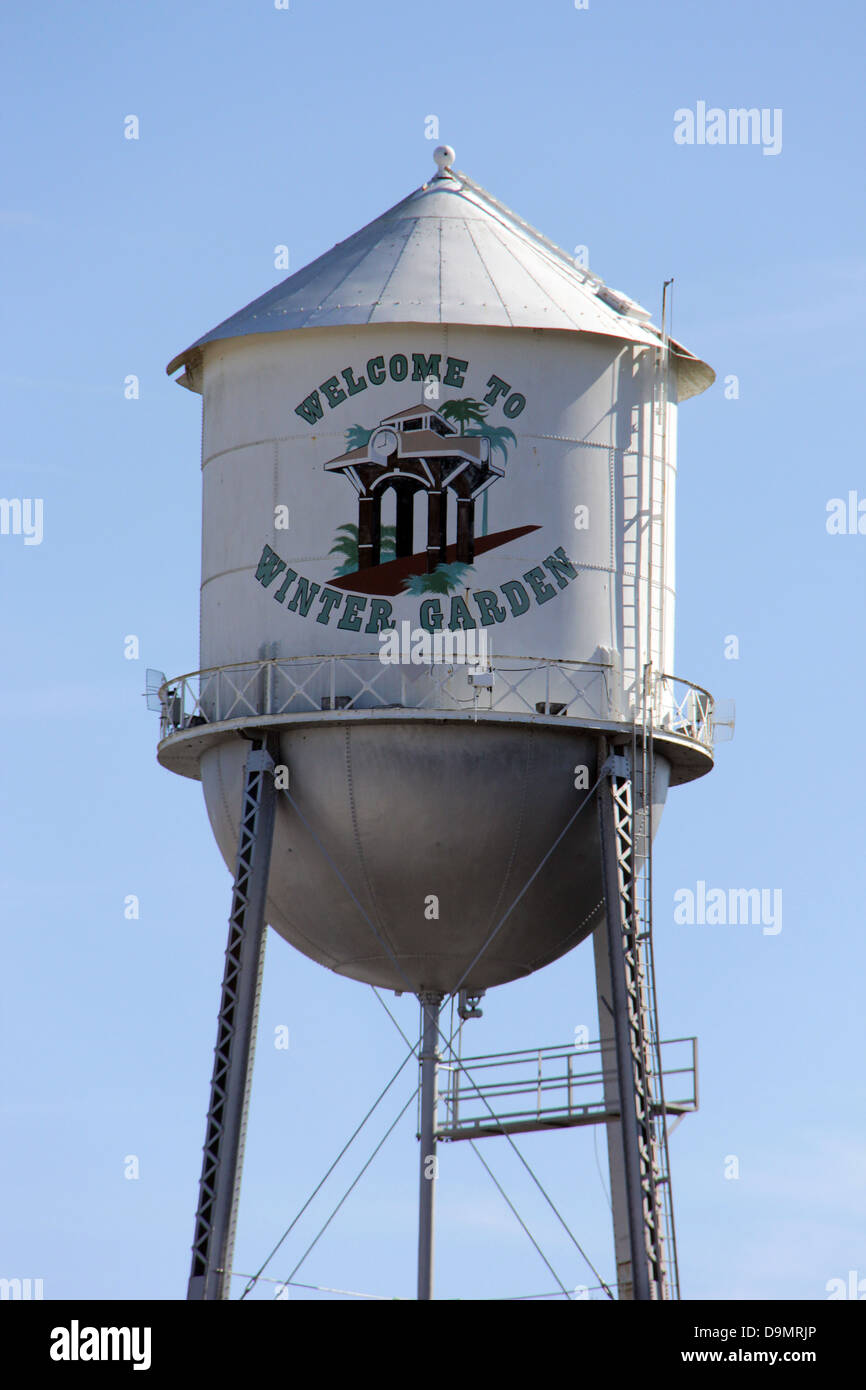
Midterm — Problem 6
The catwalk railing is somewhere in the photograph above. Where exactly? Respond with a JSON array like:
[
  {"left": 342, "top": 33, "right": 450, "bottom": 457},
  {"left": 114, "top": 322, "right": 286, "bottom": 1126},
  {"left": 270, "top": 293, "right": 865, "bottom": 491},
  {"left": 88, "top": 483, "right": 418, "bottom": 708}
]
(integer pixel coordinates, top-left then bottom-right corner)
[
  {"left": 155, "top": 655, "right": 714, "bottom": 748},
  {"left": 436, "top": 1037, "right": 698, "bottom": 1141}
]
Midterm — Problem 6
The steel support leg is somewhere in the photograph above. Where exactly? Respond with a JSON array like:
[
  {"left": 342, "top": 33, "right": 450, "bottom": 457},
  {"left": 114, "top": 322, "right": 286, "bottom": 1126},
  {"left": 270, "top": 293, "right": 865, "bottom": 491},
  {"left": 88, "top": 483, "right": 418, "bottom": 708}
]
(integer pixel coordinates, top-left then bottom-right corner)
[
  {"left": 597, "top": 743, "right": 666, "bottom": 1301},
  {"left": 417, "top": 992, "right": 443, "bottom": 1301},
  {"left": 187, "top": 740, "right": 277, "bottom": 1300},
  {"left": 593, "top": 922, "right": 635, "bottom": 1301}
]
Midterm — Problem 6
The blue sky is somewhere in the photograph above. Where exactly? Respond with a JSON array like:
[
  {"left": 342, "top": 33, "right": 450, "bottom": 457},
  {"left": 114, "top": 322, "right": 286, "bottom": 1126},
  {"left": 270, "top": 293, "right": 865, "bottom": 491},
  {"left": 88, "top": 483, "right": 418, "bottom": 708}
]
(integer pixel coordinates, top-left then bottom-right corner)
[{"left": 1, "top": 0, "right": 864, "bottom": 1301}]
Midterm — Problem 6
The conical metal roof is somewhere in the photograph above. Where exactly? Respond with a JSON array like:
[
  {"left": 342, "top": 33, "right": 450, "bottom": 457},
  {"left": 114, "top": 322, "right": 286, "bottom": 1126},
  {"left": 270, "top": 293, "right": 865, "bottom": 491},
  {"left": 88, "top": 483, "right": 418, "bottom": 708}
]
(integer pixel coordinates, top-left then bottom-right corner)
[{"left": 167, "top": 153, "right": 713, "bottom": 399}]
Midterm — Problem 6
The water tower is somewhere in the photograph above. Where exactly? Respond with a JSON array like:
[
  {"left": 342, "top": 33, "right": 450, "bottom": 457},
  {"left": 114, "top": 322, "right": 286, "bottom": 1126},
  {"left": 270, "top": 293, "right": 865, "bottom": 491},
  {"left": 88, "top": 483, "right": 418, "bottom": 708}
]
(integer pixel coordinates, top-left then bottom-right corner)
[{"left": 155, "top": 146, "right": 719, "bottom": 1301}]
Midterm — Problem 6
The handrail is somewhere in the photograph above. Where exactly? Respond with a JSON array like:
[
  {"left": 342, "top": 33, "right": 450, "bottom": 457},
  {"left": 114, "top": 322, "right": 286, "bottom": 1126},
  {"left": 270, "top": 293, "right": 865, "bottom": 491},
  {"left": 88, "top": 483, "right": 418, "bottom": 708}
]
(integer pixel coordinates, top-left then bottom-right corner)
[
  {"left": 154, "top": 654, "right": 714, "bottom": 750},
  {"left": 438, "top": 1037, "right": 698, "bottom": 1138}
]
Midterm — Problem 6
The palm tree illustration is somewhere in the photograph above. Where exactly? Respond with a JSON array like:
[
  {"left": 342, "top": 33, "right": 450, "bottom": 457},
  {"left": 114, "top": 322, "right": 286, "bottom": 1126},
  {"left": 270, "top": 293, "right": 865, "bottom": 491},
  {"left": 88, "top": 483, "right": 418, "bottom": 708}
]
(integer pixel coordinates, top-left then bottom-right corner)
[
  {"left": 465, "top": 421, "right": 517, "bottom": 537},
  {"left": 403, "top": 561, "right": 474, "bottom": 595},
  {"left": 465, "top": 422, "right": 517, "bottom": 460},
  {"left": 330, "top": 522, "right": 396, "bottom": 576},
  {"left": 439, "top": 397, "right": 488, "bottom": 436},
  {"left": 440, "top": 398, "right": 492, "bottom": 535},
  {"left": 345, "top": 423, "right": 374, "bottom": 451}
]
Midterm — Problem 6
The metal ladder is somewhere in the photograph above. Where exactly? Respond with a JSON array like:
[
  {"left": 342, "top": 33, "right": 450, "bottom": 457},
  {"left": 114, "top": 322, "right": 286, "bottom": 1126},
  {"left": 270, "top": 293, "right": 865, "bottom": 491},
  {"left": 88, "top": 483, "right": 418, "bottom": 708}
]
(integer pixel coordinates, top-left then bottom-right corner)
[
  {"left": 623, "top": 326, "right": 670, "bottom": 713},
  {"left": 600, "top": 714, "right": 680, "bottom": 1300},
  {"left": 637, "top": 304, "right": 679, "bottom": 1295},
  {"left": 633, "top": 691, "right": 681, "bottom": 1299},
  {"left": 621, "top": 440, "right": 641, "bottom": 710}
]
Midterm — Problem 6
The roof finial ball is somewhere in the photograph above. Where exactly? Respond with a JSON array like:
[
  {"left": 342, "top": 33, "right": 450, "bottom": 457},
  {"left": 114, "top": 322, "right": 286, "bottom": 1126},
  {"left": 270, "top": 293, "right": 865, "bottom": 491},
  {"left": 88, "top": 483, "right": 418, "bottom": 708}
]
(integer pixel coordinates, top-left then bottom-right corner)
[{"left": 432, "top": 144, "right": 456, "bottom": 178}]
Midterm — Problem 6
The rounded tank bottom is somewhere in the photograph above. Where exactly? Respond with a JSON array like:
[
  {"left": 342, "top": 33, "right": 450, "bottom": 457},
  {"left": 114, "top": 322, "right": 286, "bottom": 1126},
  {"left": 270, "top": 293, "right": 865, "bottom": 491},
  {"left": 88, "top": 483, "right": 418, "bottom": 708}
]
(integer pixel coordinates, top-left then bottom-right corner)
[{"left": 200, "top": 720, "right": 670, "bottom": 994}]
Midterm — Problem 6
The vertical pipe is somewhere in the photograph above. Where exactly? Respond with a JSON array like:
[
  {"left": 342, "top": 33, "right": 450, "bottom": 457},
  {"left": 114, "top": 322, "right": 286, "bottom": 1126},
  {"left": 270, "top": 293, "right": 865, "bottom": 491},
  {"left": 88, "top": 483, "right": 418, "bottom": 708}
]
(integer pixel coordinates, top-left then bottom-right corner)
[
  {"left": 658, "top": 279, "right": 673, "bottom": 679},
  {"left": 417, "top": 992, "right": 443, "bottom": 1301}
]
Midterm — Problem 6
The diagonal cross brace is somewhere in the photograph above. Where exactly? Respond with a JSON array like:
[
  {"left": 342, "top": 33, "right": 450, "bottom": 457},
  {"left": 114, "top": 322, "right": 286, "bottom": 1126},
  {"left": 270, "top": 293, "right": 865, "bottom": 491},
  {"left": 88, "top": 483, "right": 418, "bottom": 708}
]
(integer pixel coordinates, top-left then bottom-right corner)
[
  {"left": 597, "top": 744, "right": 668, "bottom": 1301},
  {"left": 187, "top": 740, "right": 278, "bottom": 1300}
]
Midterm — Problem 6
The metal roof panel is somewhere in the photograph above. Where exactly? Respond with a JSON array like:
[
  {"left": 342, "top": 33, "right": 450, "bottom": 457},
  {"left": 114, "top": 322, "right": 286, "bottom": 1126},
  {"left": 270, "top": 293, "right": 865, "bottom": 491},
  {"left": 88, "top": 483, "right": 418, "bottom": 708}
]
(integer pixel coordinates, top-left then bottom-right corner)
[{"left": 167, "top": 162, "right": 713, "bottom": 398}]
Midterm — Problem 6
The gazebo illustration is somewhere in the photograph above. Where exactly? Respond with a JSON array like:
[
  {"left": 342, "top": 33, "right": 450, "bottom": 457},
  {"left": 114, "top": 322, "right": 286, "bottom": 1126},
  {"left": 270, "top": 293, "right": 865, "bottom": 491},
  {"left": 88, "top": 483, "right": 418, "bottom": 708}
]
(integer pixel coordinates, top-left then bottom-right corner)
[{"left": 323, "top": 404, "right": 504, "bottom": 572}]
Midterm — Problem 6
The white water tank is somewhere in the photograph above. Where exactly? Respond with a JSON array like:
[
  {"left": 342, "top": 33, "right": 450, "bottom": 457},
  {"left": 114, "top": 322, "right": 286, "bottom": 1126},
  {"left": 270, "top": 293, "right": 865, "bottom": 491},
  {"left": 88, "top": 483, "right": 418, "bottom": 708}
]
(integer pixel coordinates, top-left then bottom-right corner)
[{"left": 159, "top": 153, "right": 714, "bottom": 993}]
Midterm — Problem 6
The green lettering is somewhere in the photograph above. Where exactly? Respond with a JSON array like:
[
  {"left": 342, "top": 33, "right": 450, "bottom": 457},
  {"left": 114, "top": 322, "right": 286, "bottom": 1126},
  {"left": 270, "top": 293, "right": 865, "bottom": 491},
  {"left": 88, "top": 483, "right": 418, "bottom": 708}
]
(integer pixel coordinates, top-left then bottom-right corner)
[
  {"left": 320, "top": 375, "right": 347, "bottom": 408},
  {"left": 473, "top": 590, "right": 508, "bottom": 625},
  {"left": 483, "top": 374, "right": 510, "bottom": 406},
  {"left": 543, "top": 546, "right": 577, "bottom": 589},
  {"left": 367, "top": 355, "right": 386, "bottom": 385},
  {"left": 255, "top": 544, "right": 287, "bottom": 588},
  {"left": 500, "top": 579, "right": 530, "bottom": 616},
  {"left": 364, "top": 598, "right": 395, "bottom": 633},
  {"left": 504, "top": 392, "right": 526, "bottom": 419},
  {"left": 419, "top": 598, "right": 444, "bottom": 632},
  {"left": 286, "top": 577, "right": 321, "bottom": 615},
  {"left": 412, "top": 353, "right": 442, "bottom": 382},
  {"left": 337, "top": 593, "right": 368, "bottom": 631},
  {"left": 316, "top": 588, "right": 343, "bottom": 624},
  {"left": 341, "top": 367, "right": 367, "bottom": 397},
  {"left": 294, "top": 391, "right": 324, "bottom": 425},
  {"left": 443, "top": 356, "right": 469, "bottom": 388},
  {"left": 273, "top": 567, "right": 299, "bottom": 603},
  {"left": 389, "top": 353, "right": 408, "bottom": 382},
  {"left": 448, "top": 595, "right": 477, "bottom": 631},
  {"left": 523, "top": 566, "right": 556, "bottom": 604}
]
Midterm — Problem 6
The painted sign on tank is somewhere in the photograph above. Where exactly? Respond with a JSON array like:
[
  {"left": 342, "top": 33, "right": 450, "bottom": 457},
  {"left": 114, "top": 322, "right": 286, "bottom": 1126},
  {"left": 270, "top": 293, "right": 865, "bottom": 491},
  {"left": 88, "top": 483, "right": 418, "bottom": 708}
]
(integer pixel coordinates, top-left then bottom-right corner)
[
  {"left": 197, "top": 322, "right": 637, "bottom": 680},
  {"left": 250, "top": 347, "right": 584, "bottom": 643}
]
